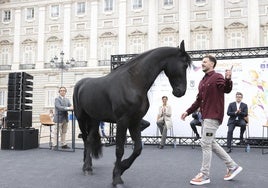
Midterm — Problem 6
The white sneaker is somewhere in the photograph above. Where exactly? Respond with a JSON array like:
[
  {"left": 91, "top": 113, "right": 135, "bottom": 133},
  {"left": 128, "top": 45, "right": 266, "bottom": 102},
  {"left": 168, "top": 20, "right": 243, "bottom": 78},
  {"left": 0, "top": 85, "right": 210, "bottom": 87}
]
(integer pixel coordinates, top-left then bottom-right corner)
[
  {"left": 190, "top": 173, "right": 210, "bottom": 185},
  {"left": 224, "top": 166, "right": 243, "bottom": 181}
]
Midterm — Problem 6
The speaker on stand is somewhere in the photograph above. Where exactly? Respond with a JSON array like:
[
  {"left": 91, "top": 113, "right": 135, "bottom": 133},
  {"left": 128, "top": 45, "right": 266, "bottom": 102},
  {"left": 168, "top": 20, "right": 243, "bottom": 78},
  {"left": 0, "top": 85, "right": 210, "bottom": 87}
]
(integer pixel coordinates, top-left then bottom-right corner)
[
  {"left": 6, "top": 72, "right": 33, "bottom": 128},
  {"left": 1, "top": 72, "right": 38, "bottom": 150}
]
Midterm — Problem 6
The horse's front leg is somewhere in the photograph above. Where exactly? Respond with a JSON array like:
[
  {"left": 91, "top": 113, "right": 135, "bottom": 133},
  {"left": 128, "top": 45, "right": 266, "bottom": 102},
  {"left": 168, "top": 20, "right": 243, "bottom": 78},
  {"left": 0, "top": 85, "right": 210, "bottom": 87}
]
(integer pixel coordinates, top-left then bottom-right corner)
[
  {"left": 112, "top": 125, "right": 127, "bottom": 186},
  {"left": 82, "top": 135, "right": 93, "bottom": 175},
  {"left": 120, "top": 125, "right": 142, "bottom": 174}
]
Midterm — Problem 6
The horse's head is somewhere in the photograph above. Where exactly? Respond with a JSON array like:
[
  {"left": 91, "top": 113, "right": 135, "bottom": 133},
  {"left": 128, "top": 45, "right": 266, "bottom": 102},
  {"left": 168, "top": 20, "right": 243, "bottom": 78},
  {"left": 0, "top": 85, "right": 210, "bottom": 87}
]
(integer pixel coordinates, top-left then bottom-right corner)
[{"left": 164, "top": 40, "right": 192, "bottom": 97}]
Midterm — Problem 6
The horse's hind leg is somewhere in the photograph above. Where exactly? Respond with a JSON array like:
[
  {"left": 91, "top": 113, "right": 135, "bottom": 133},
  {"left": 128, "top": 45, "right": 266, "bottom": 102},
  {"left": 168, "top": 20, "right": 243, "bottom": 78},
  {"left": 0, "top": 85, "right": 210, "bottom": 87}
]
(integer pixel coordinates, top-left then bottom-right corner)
[
  {"left": 83, "top": 133, "right": 93, "bottom": 175},
  {"left": 78, "top": 119, "right": 93, "bottom": 175}
]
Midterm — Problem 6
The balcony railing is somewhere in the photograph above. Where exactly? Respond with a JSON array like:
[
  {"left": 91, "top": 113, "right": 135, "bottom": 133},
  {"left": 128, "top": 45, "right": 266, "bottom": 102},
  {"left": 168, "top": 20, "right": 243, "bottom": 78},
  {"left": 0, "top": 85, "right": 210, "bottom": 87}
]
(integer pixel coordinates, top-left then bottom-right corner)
[
  {"left": 44, "top": 61, "right": 88, "bottom": 69},
  {"left": 19, "top": 64, "right": 35, "bottom": 70},
  {"left": 98, "top": 60, "right": 110, "bottom": 66},
  {"left": 0, "top": 64, "right": 12, "bottom": 70},
  {"left": 73, "top": 61, "right": 87, "bottom": 67}
]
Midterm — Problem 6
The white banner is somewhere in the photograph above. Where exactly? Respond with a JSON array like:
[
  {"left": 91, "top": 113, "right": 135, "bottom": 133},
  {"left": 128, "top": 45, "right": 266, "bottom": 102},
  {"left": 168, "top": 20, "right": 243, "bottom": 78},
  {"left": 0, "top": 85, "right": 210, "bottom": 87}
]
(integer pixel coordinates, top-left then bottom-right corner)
[{"left": 142, "top": 58, "right": 268, "bottom": 138}]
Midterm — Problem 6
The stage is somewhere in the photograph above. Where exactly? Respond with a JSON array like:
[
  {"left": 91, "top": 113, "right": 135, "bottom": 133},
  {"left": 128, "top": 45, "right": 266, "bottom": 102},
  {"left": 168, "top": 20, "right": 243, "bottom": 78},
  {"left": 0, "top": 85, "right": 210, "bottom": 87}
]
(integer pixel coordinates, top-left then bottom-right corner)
[{"left": 0, "top": 144, "right": 268, "bottom": 188}]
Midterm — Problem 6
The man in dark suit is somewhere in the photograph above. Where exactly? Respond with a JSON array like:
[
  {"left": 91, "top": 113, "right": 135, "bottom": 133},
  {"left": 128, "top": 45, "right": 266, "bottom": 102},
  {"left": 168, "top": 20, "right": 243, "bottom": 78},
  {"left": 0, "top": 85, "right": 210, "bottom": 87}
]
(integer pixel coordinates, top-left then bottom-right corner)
[
  {"left": 226, "top": 92, "right": 248, "bottom": 153},
  {"left": 190, "top": 108, "right": 202, "bottom": 141}
]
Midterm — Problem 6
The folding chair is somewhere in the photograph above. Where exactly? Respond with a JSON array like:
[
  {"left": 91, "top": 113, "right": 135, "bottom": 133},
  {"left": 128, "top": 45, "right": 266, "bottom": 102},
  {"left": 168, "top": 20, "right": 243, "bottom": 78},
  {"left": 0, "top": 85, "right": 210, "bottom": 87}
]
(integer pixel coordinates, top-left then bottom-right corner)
[{"left": 244, "top": 116, "right": 250, "bottom": 138}]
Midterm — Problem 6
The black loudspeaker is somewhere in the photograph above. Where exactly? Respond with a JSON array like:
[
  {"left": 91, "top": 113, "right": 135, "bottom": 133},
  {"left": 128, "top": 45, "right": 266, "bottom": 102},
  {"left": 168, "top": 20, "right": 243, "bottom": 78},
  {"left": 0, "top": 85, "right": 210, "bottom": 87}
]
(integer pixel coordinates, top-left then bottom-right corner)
[
  {"left": 6, "top": 111, "right": 32, "bottom": 128},
  {"left": 1, "top": 128, "right": 38, "bottom": 150},
  {"left": 7, "top": 72, "right": 33, "bottom": 128}
]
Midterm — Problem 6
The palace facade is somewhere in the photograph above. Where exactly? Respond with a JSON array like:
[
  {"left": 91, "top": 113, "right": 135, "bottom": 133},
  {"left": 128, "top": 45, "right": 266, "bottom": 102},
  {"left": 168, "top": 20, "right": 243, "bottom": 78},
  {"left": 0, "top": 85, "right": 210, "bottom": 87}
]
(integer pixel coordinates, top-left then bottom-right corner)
[{"left": 0, "top": 0, "right": 268, "bottom": 123}]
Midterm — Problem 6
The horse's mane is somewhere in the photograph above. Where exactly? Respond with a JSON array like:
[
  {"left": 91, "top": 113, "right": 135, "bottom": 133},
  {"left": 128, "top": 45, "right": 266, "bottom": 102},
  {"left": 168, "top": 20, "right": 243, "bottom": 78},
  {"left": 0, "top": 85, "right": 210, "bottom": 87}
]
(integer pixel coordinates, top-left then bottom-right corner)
[{"left": 112, "top": 46, "right": 191, "bottom": 73}]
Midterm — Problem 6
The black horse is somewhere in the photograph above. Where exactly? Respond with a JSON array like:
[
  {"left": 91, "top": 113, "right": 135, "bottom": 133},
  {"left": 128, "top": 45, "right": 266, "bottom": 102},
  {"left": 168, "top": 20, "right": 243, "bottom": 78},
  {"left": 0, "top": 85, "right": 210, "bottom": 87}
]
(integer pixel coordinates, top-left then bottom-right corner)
[{"left": 73, "top": 41, "right": 192, "bottom": 186}]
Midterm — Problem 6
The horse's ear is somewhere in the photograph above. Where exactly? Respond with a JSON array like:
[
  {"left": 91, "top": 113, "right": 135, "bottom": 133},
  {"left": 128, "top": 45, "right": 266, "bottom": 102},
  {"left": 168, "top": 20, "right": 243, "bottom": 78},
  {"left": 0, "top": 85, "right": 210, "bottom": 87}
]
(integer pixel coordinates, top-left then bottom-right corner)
[{"left": 179, "top": 40, "right": 185, "bottom": 52}]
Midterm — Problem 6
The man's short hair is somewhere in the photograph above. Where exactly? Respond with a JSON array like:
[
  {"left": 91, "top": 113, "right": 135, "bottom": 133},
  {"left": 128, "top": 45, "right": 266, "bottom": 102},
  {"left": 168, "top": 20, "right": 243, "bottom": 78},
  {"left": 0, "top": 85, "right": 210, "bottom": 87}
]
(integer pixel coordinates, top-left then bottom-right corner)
[
  {"left": 162, "top": 96, "right": 168, "bottom": 100},
  {"left": 59, "top": 86, "right": 67, "bottom": 93},
  {"left": 236, "top": 92, "right": 243, "bottom": 97},
  {"left": 204, "top": 55, "right": 217, "bottom": 68}
]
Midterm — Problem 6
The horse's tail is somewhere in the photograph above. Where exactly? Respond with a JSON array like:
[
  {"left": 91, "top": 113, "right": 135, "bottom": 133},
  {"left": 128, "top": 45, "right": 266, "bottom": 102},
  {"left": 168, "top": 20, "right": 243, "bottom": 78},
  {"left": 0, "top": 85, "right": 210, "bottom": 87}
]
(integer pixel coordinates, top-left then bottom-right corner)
[
  {"left": 73, "top": 80, "right": 102, "bottom": 158},
  {"left": 89, "top": 125, "right": 103, "bottom": 159},
  {"left": 73, "top": 82, "right": 82, "bottom": 119}
]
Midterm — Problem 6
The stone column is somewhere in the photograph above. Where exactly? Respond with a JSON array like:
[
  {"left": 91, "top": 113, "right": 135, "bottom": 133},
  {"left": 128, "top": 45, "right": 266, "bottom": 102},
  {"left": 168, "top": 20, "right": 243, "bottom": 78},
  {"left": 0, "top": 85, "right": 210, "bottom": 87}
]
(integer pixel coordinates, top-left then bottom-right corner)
[
  {"left": 13, "top": 9, "right": 21, "bottom": 70},
  {"left": 178, "top": 0, "right": 190, "bottom": 49},
  {"left": 212, "top": 0, "right": 224, "bottom": 49},
  {"left": 118, "top": 0, "right": 127, "bottom": 54},
  {"left": 248, "top": 0, "right": 260, "bottom": 47},
  {"left": 36, "top": 6, "right": 45, "bottom": 69},
  {"left": 89, "top": 0, "right": 98, "bottom": 67},
  {"left": 148, "top": 0, "right": 158, "bottom": 49},
  {"left": 63, "top": 3, "right": 71, "bottom": 59}
]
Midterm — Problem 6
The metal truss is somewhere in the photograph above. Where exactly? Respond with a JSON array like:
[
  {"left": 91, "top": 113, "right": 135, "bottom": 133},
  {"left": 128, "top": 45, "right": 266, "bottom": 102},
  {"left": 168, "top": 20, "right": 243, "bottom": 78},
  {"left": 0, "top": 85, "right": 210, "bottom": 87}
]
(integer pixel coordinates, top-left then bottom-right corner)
[
  {"left": 110, "top": 54, "right": 137, "bottom": 71},
  {"left": 102, "top": 135, "right": 268, "bottom": 148},
  {"left": 187, "top": 46, "right": 268, "bottom": 61},
  {"left": 111, "top": 47, "right": 268, "bottom": 69}
]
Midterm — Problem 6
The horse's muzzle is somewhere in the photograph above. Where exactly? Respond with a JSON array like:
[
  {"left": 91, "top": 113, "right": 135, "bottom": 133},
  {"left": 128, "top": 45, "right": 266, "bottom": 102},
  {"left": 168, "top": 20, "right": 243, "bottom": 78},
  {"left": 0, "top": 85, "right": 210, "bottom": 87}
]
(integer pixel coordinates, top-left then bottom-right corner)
[{"left": 172, "top": 89, "right": 186, "bottom": 97}]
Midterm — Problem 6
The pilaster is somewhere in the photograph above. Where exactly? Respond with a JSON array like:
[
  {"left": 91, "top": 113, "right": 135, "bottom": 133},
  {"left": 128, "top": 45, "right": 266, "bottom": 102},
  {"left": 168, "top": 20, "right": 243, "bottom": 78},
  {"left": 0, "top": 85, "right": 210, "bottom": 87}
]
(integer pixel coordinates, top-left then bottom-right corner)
[
  {"left": 212, "top": 0, "right": 225, "bottom": 49},
  {"left": 248, "top": 0, "right": 260, "bottom": 47},
  {"left": 89, "top": 0, "right": 98, "bottom": 67},
  {"left": 36, "top": 6, "right": 46, "bottom": 69},
  {"left": 12, "top": 9, "right": 21, "bottom": 70},
  {"left": 118, "top": 0, "right": 127, "bottom": 54},
  {"left": 148, "top": 0, "right": 158, "bottom": 49},
  {"left": 63, "top": 3, "right": 71, "bottom": 59},
  {"left": 178, "top": 0, "right": 190, "bottom": 49}
]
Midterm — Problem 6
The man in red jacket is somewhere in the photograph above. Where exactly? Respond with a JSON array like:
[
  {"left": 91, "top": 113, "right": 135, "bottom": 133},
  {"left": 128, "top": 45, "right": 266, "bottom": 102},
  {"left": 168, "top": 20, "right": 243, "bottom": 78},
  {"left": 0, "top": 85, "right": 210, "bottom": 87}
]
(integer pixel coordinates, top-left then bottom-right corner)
[{"left": 181, "top": 55, "right": 242, "bottom": 186}]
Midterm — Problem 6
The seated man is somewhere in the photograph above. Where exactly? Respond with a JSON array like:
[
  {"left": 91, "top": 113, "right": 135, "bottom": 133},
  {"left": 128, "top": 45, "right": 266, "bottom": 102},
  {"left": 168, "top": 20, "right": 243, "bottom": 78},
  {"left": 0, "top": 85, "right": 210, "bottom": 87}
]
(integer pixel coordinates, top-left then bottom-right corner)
[
  {"left": 226, "top": 92, "right": 248, "bottom": 153},
  {"left": 190, "top": 108, "right": 202, "bottom": 141}
]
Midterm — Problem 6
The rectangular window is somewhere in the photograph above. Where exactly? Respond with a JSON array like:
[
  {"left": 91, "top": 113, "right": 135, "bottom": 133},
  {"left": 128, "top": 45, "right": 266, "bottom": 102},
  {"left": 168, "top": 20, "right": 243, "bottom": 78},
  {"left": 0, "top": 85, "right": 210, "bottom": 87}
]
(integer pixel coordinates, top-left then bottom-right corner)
[
  {"left": 231, "top": 32, "right": 242, "bottom": 48},
  {"left": 0, "top": 47, "right": 9, "bottom": 65},
  {"left": 132, "top": 18, "right": 142, "bottom": 25},
  {"left": 46, "top": 90, "right": 57, "bottom": 107},
  {"left": 104, "top": 0, "right": 113, "bottom": 11},
  {"left": 75, "top": 43, "right": 86, "bottom": 61},
  {"left": 163, "top": 36, "right": 174, "bottom": 47},
  {"left": 77, "top": 2, "right": 86, "bottom": 14},
  {"left": 195, "top": 12, "right": 207, "bottom": 20},
  {"left": 3, "top": 10, "right": 11, "bottom": 22},
  {"left": 230, "top": 9, "right": 242, "bottom": 17},
  {"left": 26, "top": 8, "right": 34, "bottom": 20},
  {"left": 164, "top": 0, "right": 173, "bottom": 6},
  {"left": 163, "top": 15, "right": 174, "bottom": 22},
  {"left": 24, "top": 46, "right": 34, "bottom": 64},
  {"left": 196, "top": 33, "right": 208, "bottom": 50},
  {"left": 48, "top": 44, "right": 59, "bottom": 62},
  {"left": 0, "top": 90, "right": 7, "bottom": 107},
  {"left": 196, "top": 0, "right": 206, "bottom": 3},
  {"left": 102, "top": 41, "right": 113, "bottom": 60},
  {"left": 133, "top": 0, "right": 142, "bottom": 10},
  {"left": 130, "top": 37, "right": 143, "bottom": 53},
  {"left": 51, "top": 5, "right": 59, "bottom": 18}
]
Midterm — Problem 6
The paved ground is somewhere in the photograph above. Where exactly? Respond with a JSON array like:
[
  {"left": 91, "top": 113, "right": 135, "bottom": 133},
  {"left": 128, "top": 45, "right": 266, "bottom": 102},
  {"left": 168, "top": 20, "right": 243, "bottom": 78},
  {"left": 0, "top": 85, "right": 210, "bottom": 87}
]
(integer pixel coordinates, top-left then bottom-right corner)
[{"left": 0, "top": 143, "right": 267, "bottom": 188}]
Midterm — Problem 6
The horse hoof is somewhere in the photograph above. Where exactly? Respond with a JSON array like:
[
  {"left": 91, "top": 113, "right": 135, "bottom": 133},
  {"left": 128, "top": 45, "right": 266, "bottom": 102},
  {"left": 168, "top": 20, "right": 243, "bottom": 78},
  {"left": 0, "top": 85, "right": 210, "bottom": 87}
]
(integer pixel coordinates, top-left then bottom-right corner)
[
  {"left": 112, "top": 177, "right": 124, "bottom": 187},
  {"left": 83, "top": 170, "right": 93, "bottom": 176},
  {"left": 113, "top": 184, "right": 125, "bottom": 188}
]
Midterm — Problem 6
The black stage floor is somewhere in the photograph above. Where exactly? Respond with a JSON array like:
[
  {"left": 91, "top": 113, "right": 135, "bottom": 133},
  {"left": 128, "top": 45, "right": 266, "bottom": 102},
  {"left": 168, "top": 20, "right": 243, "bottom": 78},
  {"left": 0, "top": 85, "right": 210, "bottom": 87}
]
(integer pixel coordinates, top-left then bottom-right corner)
[{"left": 0, "top": 144, "right": 267, "bottom": 188}]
